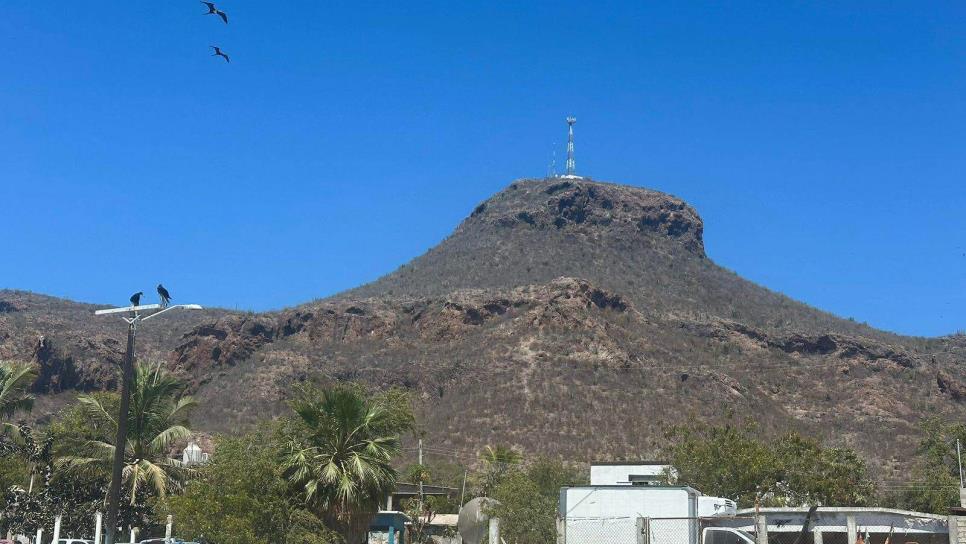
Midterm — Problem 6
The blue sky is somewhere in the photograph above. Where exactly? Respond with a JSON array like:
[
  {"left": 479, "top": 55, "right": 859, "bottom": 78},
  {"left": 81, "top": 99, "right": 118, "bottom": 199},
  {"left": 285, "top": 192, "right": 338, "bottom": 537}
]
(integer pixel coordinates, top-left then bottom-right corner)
[{"left": 1, "top": 2, "right": 964, "bottom": 337}]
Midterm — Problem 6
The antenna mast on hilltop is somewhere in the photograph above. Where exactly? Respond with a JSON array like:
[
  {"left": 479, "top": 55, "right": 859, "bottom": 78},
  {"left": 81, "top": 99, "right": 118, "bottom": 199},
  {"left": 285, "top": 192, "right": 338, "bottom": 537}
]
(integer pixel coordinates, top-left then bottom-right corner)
[
  {"left": 565, "top": 116, "right": 576, "bottom": 176},
  {"left": 549, "top": 143, "right": 557, "bottom": 177}
]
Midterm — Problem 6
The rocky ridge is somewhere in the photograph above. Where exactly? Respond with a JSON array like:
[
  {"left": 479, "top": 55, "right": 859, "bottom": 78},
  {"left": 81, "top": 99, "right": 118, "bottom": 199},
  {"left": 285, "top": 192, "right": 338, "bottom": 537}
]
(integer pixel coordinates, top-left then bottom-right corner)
[{"left": 2, "top": 177, "right": 964, "bottom": 474}]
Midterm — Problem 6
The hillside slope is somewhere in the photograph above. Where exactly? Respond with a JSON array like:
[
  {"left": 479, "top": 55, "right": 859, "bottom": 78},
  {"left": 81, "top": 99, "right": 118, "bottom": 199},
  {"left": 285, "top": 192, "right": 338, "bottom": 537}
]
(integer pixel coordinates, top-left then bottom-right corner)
[
  {"left": 2, "top": 177, "right": 964, "bottom": 474},
  {"left": 343, "top": 179, "right": 901, "bottom": 340}
]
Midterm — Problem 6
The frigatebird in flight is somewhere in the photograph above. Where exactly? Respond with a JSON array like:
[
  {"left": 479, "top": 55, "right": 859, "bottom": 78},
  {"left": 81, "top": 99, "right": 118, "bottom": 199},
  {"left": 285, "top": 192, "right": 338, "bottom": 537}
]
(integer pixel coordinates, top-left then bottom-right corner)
[
  {"left": 157, "top": 284, "right": 171, "bottom": 307},
  {"left": 130, "top": 292, "right": 143, "bottom": 307},
  {"left": 201, "top": 2, "right": 228, "bottom": 24},
  {"left": 210, "top": 46, "right": 230, "bottom": 63}
]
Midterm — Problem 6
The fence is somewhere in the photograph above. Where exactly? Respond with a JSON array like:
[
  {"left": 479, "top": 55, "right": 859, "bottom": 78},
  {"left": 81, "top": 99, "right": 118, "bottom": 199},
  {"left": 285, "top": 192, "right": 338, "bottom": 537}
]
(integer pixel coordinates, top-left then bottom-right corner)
[
  {"left": 561, "top": 516, "right": 759, "bottom": 544},
  {"left": 560, "top": 516, "right": 939, "bottom": 544},
  {"left": 2, "top": 511, "right": 173, "bottom": 544}
]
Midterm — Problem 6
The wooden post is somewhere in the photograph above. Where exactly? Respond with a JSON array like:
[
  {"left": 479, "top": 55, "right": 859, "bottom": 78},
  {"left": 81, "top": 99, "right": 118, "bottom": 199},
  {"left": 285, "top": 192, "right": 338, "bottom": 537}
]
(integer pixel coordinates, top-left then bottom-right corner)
[
  {"left": 52, "top": 515, "right": 62, "bottom": 543},
  {"left": 165, "top": 515, "right": 173, "bottom": 539},
  {"left": 35, "top": 528, "right": 43, "bottom": 544},
  {"left": 813, "top": 527, "right": 823, "bottom": 544},
  {"left": 130, "top": 527, "right": 137, "bottom": 543}
]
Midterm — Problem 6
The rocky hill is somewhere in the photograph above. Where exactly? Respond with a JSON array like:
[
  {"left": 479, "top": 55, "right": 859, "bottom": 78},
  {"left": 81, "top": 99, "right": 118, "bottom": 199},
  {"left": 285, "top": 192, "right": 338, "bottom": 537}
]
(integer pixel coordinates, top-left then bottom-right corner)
[{"left": 2, "top": 177, "right": 965, "bottom": 476}]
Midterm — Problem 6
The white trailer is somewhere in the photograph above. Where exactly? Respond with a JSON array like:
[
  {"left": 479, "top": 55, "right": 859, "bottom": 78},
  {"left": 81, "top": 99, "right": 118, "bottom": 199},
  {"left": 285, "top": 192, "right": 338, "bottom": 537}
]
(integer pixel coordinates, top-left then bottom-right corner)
[{"left": 559, "top": 486, "right": 746, "bottom": 544}]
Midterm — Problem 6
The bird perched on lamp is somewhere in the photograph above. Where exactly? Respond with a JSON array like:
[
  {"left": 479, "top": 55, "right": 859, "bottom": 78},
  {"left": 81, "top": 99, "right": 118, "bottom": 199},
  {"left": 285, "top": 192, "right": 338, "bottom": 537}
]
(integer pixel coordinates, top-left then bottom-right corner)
[{"left": 157, "top": 284, "right": 171, "bottom": 308}]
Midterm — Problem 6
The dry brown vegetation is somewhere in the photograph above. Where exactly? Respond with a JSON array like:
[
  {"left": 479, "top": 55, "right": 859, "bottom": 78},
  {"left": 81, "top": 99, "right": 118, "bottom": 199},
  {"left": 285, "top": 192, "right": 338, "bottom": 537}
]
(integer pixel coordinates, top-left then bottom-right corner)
[{"left": 2, "top": 177, "right": 965, "bottom": 481}]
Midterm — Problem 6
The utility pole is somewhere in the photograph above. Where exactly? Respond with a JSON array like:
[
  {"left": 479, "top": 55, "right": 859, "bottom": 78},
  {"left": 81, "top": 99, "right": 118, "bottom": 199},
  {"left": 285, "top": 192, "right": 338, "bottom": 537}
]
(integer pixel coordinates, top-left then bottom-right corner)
[
  {"left": 565, "top": 116, "right": 576, "bottom": 176},
  {"left": 103, "top": 319, "right": 136, "bottom": 544},
  {"left": 958, "top": 439, "right": 964, "bottom": 489},
  {"left": 95, "top": 300, "right": 203, "bottom": 544},
  {"left": 418, "top": 438, "right": 424, "bottom": 505}
]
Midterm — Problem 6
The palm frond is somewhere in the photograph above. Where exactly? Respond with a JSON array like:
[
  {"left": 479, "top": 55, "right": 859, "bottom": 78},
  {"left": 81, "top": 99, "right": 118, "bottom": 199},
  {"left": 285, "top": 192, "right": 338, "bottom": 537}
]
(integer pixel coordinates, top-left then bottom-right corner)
[{"left": 0, "top": 361, "right": 37, "bottom": 419}]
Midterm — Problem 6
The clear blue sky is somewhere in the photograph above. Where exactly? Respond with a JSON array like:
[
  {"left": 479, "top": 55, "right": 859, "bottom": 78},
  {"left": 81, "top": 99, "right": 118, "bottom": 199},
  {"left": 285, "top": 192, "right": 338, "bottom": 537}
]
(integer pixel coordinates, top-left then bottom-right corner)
[{"left": 2, "top": 2, "right": 964, "bottom": 337}]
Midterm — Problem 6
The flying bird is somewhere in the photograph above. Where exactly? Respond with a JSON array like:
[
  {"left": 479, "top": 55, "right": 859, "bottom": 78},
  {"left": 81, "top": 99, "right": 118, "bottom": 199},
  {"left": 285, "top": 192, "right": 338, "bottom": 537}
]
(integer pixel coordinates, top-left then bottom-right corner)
[
  {"left": 157, "top": 284, "right": 171, "bottom": 307},
  {"left": 130, "top": 292, "right": 143, "bottom": 307},
  {"left": 201, "top": 2, "right": 228, "bottom": 24},
  {"left": 210, "top": 46, "right": 230, "bottom": 63}
]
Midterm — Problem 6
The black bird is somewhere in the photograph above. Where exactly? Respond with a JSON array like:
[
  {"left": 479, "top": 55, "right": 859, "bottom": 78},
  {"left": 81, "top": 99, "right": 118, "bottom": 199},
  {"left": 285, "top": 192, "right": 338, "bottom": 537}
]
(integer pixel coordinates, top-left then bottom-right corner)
[
  {"left": 201, "top": 2, "right": 228, "bottom": 24},
  {"left": 130, "top": 292, "right": 143, "bottom": 307},
  {"left": 210, "top": 46, "right": 230, "bottom": 63},
  {"left": 157, "top": 284, "right": 171, "bottom": 307}
]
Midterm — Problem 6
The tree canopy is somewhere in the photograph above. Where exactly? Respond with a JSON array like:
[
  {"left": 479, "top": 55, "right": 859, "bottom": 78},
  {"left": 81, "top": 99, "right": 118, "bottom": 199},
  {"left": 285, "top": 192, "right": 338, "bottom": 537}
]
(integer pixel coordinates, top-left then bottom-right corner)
[
  {"left": 663, "top": 419, "right": 875, "bottom": 507},
  {"left": 0, "top": 361, "right": 37, "bottom": 423},
  {"left": 62, "top": 362, "right": 195, "bottom": 503},
  {"left": 281, "top": 384, "right": 414, "bottom": 543}
]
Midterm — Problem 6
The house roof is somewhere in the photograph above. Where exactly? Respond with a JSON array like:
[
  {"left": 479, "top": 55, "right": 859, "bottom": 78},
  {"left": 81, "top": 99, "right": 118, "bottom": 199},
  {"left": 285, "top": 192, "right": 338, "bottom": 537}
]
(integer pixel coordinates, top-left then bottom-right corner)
[
  {"left": 394, "top": 483, "right": 458, "bottom": 495},
  {"left": 736, "top": 507, "right": 949, "bottom": 521},
  {"left": 419, "top": 514, "right": 459, "bottom": 527}
]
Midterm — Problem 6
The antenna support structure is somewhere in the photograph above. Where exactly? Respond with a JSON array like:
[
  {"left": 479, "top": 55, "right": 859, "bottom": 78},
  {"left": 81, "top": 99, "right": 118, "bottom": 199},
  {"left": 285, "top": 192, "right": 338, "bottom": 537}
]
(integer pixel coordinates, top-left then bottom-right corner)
[{"left": 565, "top": 116, "right": 576, "bottom": 176}]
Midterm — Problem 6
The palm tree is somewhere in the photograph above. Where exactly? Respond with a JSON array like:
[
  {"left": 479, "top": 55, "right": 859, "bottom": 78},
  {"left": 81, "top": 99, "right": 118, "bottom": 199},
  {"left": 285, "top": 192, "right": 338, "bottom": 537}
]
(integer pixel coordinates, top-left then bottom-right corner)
[
  {"left": 479, "top": 445, "right": 523, "bottom": 495},
  {"left": 0, "top": 360, "right": 37, "bottom": 423},
  {"left": 63, "top": 362, "right": 195, "bottom": 504},
  {"left": 481, "top": 445, "right": 522, "bottom": 468},
  {"left": 282, "top": 384, "right": 413, "bottom": 542}
]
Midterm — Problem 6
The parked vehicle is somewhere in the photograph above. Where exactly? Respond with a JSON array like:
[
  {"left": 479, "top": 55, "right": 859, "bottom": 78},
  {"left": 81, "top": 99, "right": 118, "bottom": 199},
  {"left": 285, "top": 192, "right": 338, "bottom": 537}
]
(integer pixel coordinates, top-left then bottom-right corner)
[
  {"left": 57, "top": 540, "right": 94, "bottom": 544},
  {"left": 702, "top": 527, "right": 755, "bottom": 544}
]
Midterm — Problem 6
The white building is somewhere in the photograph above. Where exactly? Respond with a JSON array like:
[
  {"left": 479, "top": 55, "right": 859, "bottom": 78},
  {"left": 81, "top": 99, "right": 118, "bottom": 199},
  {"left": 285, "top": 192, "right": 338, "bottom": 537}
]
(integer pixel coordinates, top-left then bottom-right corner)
[
  {"left": 590, "top": 461, "right": 677, "bottom": 486},
  {"left": 181, "top": 441, "right": 209, "bottom": 466}
]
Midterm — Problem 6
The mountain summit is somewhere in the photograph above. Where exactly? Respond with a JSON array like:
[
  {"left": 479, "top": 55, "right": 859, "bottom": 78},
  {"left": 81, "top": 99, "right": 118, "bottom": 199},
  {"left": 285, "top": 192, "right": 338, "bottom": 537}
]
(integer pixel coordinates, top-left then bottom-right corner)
[
  {"left": 2, "top": 177, "right": 965, "bottom": 472},
  {"left": 347, "top": 178, "right": 873, "bottom": 336}
]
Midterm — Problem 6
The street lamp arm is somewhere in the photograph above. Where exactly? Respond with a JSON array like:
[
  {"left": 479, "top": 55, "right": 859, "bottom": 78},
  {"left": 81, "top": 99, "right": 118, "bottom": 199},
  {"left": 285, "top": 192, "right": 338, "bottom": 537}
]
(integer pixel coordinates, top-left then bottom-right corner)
[{"left": 140, "top": 304, "right": 204, "bottom": 322}]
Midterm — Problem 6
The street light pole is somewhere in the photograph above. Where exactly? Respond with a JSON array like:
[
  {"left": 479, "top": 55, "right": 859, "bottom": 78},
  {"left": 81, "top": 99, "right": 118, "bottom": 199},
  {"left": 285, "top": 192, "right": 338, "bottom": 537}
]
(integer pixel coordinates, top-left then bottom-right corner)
[
  {"left": 103, "top": 318, "right": 136, "bottom": 544},
  {"left": 94, "top": 302, "right": 203, "bottom": 544}
]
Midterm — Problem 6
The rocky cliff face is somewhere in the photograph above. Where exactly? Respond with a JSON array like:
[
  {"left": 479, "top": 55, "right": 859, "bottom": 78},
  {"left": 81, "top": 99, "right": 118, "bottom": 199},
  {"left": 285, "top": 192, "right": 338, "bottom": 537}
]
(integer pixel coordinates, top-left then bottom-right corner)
[
  {"left": 1, "top": 177, "right": 963, "bottom": 475},
  {"left": 462, "top": 179, "right": 705, "bottom": 255}
]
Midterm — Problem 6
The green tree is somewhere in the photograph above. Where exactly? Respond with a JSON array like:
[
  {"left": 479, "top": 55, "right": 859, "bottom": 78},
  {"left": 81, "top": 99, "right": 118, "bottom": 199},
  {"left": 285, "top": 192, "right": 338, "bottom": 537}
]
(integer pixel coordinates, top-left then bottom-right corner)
[
  {"left": 169, "top": 425, "right": 340, "bottom": 544},
  {"left": 480, "top": 445, "right": 522, "bottom": 468},
  {"left": 403, "top": 495, "right": 452, "bottom": 544},
  {"left": 663, "top": 420, "right": 774, "bottom": 506},
  {"left": 286, "top": 509, "right": 343, "bottom": 544},
  {"left": 405, "top": 463, "right": 433, "bottom": 486},
  {"left": 488, "top": 458, "right": 586, "bottom": 544},
  {"left": 63, "top": 362, "right": 195, "bottom": 504},
  {"left": 0, "top": 361, "right": 37, "bottom": 423},
  {"left": 772, "top": 433, "right": 875, "bottom": 506},
  {"left": 281, "top": 384, "right": 414, "bottom": 543},
  {"left": 479, "top": 445, "right": 522, "bottom": 495},
  {"left": 664, "top": 419, "right": 875, "bottom": 507},
  {"left": 895, "top": 417, "right": 961, "bottom": 513}
]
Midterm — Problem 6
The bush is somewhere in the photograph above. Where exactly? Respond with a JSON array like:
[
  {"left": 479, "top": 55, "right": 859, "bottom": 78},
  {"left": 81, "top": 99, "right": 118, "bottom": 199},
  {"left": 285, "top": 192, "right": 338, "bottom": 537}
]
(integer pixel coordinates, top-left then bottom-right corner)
[
  {"left": 489, "top": 458, "right": 586, "bottom": 544},
  {"left": 663, "top": 418, "right": 875, "bottom": 507},
  {"left": 167, "top": 425, "right": 293, "bottom": 544}
]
